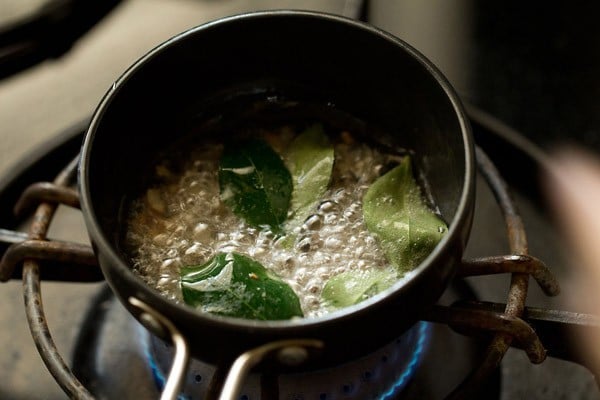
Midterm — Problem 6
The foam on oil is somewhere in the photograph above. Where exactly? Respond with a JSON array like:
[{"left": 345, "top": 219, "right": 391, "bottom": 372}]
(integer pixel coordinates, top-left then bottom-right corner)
[{"left": 124, "top": 127, "right": 405, "bottom": 318}]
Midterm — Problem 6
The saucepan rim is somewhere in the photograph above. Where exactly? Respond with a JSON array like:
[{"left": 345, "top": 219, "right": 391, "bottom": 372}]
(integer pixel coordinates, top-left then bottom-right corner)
[{"left": 79, "top": 9, "right": 475, "bottom": 331}]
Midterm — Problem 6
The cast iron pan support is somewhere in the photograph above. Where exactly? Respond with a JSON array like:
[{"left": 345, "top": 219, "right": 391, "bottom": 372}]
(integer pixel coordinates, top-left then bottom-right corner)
[
  {"left": 0, "top": 155, "right": 194, "bottom": 400},
  {"left": 422, "top": 147, "right": 561, "bottom": 398},
  {"left": 15, "top": 155, "right": 96, "bottom": 399},
  {"left": 0, "top": 140, "right": 595, "bottom": 399}
]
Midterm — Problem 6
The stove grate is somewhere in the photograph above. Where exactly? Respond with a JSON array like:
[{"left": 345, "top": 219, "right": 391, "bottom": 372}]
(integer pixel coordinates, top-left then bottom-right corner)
[{"left": 0, "top": 114, "right": 575, "bottom": 399}]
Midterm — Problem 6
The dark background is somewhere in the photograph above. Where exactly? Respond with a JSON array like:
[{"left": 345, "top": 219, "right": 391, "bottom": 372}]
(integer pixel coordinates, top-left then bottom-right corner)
[{"left": 370, "top": 1, "right": 600, "bottom": 152}]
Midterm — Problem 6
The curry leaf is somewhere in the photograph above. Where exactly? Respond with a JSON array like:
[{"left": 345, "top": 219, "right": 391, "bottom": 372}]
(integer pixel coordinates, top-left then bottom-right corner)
[
  {"left": 322, "top": 268, "right": 397, "bottom": 308},
  {"left": 219, "top": 140, "right": 292, "bottom": 232},
  {"left": 363, "top": 157, "right": 447, "bottom": 272},
  {"left": 180, "top": 252, "right": 303, "bottom": 320},
  {"left": 284, "top": 124, "right": 334, "bottom": 229}
]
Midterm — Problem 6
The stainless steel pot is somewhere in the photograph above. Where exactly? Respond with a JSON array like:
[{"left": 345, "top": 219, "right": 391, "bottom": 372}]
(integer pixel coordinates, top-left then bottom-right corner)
[{"left": 78, "top": 10, "right": 474, "bottom": 399}]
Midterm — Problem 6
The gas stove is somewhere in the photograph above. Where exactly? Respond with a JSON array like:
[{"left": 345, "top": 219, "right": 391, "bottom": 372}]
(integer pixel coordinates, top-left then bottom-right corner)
[
  {"left": 1, "top": 1, "right": 600, "bottom": 399},
  {"left": 0, "top": 108, "right": 598, "bottom": 399}
]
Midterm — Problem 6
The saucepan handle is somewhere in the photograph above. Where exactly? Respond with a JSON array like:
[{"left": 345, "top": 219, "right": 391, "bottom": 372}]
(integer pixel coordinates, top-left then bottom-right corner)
[
  {"left": 215, "top": 338, "right": 324, "bottom": 400},
  {"left": 129, "top": 297, "right": 324, "bottom": 400},
  {"left": 129, "top": 297, "right": 191, "bottom": 400}
]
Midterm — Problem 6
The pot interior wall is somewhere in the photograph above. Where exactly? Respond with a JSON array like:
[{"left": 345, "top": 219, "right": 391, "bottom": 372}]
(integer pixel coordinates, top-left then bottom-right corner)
[
  {"left": 86, "top": 13, "right": 468, "bottom": 251},
  {"left": 81, "top": 12, "right": 472, "bottom": 365}
]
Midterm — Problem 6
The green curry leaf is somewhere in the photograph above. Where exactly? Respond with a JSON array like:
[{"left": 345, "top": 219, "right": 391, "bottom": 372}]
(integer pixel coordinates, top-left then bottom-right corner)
[
  {"left": 363, "top": 157, "right": 447, "bottom": 272},
  {"left": 284, "top": 124, "right": 334, "bottom": 229},
  {"left": 219, "top": 139, "right": 292, "bottom": 232},
  {"left": 180, "top": 252, "right": 303, "bottom": 320},
  {"left": 322, "top": 268, "right": 397, "bottom": 308}
]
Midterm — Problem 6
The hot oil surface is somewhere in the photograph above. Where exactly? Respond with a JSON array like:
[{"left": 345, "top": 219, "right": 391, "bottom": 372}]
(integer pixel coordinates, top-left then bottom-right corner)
[
  {"left": 122, "top": 95, "right": 448, "bottom": 319},
  {"left": 124, "top": 125, "right": 401, "bottom": 318}
]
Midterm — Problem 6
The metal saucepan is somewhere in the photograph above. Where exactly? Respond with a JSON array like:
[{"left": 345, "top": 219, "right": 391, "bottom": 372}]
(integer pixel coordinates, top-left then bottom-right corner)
[{"left": 78, "top": 10, "right": 474, "bottom": 399}]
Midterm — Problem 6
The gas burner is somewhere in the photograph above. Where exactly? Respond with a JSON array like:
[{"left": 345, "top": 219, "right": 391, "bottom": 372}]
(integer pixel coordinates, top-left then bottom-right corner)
[
  {"left": 147, "top": 322, "right": 431, "bottom": 399},
  {"left": 70, "top": 283, "right": 499, "bottom": 400}
]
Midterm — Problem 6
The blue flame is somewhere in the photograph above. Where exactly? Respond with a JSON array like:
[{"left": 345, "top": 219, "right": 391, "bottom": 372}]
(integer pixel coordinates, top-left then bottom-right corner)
[
  {"left": 379, "top": 321, "right": 431, "bottom": 399},
  {"left": 140, "top": 325, "right": 189, "bottom": 400},
  {"left": 142, "top": 321, "right": 431, "bottom": 400}
]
